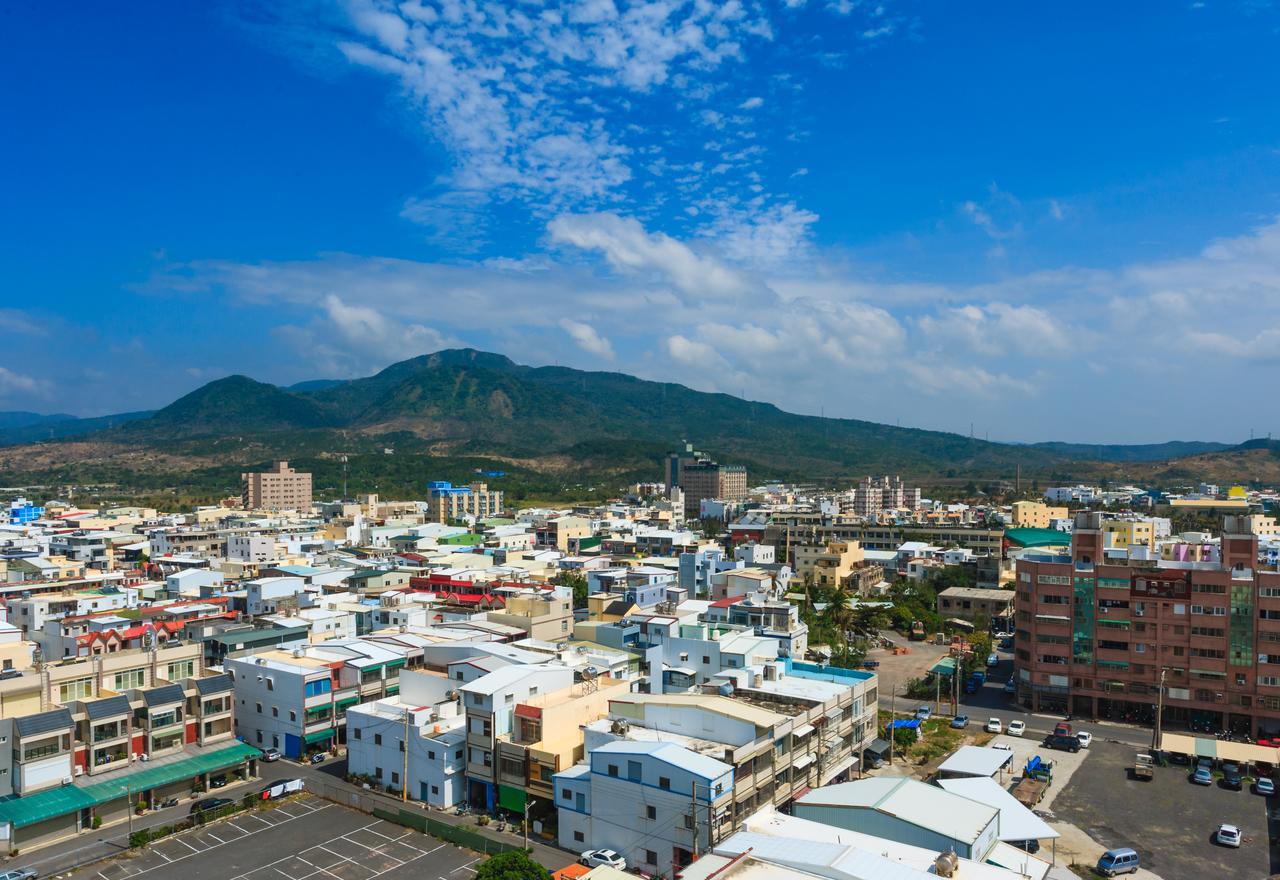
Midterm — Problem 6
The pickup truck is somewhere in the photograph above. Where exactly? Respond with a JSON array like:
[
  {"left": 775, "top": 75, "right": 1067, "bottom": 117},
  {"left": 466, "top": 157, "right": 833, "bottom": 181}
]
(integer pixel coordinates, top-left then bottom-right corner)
[{"left": 1132, "top": 753, "right": 1154, "bottom": 781}]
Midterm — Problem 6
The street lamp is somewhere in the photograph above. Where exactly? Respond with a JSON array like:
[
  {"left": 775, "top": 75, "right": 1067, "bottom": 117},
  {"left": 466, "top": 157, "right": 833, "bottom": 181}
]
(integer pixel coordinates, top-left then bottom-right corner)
[{"left": 523, "top": 799, "right": 537, "bottom": 851}]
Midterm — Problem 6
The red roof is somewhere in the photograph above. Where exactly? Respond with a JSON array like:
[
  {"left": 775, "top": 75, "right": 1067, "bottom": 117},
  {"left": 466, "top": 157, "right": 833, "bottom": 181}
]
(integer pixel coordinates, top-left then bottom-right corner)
[{"left": 710, "top": 596, "right": 742, "bottom": 608}]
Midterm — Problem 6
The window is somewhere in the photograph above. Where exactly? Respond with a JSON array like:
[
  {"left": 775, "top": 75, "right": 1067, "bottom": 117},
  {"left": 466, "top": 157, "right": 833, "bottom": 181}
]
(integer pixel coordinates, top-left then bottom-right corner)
[
  {"left": 428, "top": 751, "right": 435, "bottom": 760},
  {"left": 562, "top": 788, "right": 572, "bottom": 801},
  {"left": 645, "top": 851, "right": 657, "bottom": 866},
  {"left": 375, "top": 733, "right": 382, "bottom": 746},
  {"left": 391, "top": 771, "right": 399, "bottom": 784},
  {"left": 290, "top": 711, "right": 297, "bottom": 722},
  {"left": 607, "top": 764, "right": 619, "bottom": 777},
  {"left": 114, "top": 669, "right": 145, "bottom": 690},
  {"left": 59, "top": 677, "right": 93, "bottom": 702},
  {"left": 353, "top": 728, "right": 362, "bottom": 740},
  {"left": 256, "top": 731, "right": 263, "bottom": 743},
  {"left": 574, "top": 831, "right": 585, "bottom": 843},
  {"left": 431, "top": 785, "right": 439, "bottom": 795},
  {"left": 628, "top": 760, "right": 642, "bottom": 781},
  {"left": 167, "top": 660, "right": 196, "bottom": 681},
  {"left": 272, "top": 707, "right": 279, "bottom": 717},
  {"left": 256, "top": 702, "right": 263, "bottom": 714},
  {"left": 645, "top": 805, "right": 656, "bottom": 820},
  {"left": 659, "top": 776, "right": 670, "bottom": 790},
  {"left": 702, "top": 656, "right": 710, "bottom": 665}
]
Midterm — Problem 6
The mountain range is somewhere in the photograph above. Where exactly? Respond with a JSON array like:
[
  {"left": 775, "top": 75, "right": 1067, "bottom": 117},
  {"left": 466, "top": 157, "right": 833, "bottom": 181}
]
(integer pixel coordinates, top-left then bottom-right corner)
[{"left": 0, "top": 349, "right": 1274, "bottom": 496}]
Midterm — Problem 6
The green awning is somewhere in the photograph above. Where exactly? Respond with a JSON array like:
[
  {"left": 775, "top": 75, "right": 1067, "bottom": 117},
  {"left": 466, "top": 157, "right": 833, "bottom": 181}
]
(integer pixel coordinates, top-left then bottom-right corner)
[
  {"left": 385, "top": 659, "right": 406, "bottom": 669},
  {"left": 0, "top": 742, "right": 262, "bottom": 829},
  {"left": 303, "top": 728, "right": 336, "bottom": 745},
  {"left": 385, "top": 686, "right": 399, "bottom": 696},
  {"left": 0, "top": 786, "right": 95, "bottom": 829},
  {"left": 80, "top": 742, "right": 261, "bottom": 806},
  {"left": 498, "top": 785, "right": 527, "bottom": 813},
  {"left": 334, "top": 696, "right": 361, "bottom": 709}
]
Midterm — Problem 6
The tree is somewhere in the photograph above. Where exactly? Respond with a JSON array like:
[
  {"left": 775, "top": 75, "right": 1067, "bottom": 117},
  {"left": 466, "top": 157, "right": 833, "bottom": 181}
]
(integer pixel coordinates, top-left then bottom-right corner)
[
  {"left": 474, "top": 850, "right": 549, "bottom": 880},
  {"left": 552, "top": 571, "right": 589, "bottom": 609}
]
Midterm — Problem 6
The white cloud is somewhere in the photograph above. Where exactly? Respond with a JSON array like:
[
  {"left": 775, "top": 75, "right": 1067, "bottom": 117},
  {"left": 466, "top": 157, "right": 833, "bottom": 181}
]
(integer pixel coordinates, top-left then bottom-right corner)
[
  {"left": 0, "top": 310, "right": 46, "bottom": 336},
  {"left": 559, "top": 318, "right": 616, "bottom": 359},
  {"left": 274, "top": 294, "right": 455, "bottom": 376},
  {"left": 738, "top": 96, "right": 764, "bottom": 109},
  {"left": 0, "top": 366, "right": 46, "bottom": 396},
  {"left": 548, "top": 212, "right": 752, "bottom": 298}
]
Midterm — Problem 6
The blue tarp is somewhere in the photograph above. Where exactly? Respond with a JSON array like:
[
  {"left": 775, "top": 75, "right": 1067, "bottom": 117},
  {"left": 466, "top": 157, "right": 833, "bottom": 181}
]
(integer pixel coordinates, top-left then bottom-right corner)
[{"left": 888, "top": 719, "right": 921, "bottom": 730}]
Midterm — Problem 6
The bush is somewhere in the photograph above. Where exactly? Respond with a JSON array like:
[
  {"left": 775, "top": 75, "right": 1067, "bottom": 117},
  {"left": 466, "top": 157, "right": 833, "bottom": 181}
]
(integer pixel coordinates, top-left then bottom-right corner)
[{"left": 91, "top": 815, "right": 103, "bottom": 830}]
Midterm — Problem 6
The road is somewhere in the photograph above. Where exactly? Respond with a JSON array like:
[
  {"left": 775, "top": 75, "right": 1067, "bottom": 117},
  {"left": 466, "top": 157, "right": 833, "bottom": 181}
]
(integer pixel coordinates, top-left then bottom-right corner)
[{"left": 924, "top": 645, "right": 1158, "bottom": 750}]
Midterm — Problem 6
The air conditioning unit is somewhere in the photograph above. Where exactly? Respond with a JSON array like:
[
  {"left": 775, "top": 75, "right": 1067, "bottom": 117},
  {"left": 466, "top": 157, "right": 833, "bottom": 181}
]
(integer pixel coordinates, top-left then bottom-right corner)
[
  {"left": 73, "top": 766, "right": 84, "bottom": 777},
  {"left": 139, "top": 754, "right": 150, "bottom": 762}
]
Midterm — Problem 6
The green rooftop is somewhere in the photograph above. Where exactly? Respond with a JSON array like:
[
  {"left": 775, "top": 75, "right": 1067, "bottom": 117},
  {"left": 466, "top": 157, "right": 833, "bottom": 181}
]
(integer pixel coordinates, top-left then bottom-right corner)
[
  {"left": 1004, "top": 527, "right": 1072, "bottom": 548},
  {"left": 439, "top": 533, "right": 484, "bottom": 546}
]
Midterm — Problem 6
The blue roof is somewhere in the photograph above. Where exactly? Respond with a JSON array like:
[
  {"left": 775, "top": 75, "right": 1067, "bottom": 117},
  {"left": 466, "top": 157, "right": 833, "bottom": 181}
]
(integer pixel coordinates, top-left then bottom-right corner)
[{"left": 887, "top": 719, "right": 921, "bottom": 729}]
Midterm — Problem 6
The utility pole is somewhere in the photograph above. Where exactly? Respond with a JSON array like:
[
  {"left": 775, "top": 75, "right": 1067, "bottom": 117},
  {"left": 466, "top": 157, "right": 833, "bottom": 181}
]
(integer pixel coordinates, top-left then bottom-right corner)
[
  {"left": 1152, "top": 667, "right": 1167, "bottom": 755},
  {"left": 935, "top": 672, "right": 941, "bottom": 717},
  {"left": 888, "top": 683, "right": 896, "bottom": 765},
  {"left": 126, "top": 783, "right": 133, "bottom": 837},
  {"left": 402, "top": 708, "right": 410, "bottom": 803},
  {"left": 691, "top": 782, "right": 701, "bottom": 859},
  {"left": 523, "top": 798, "right": 537, "bottom": 852}
]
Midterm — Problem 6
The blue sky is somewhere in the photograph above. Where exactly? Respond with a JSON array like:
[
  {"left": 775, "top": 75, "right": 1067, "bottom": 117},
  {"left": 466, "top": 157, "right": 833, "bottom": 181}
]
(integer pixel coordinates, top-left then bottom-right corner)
[{"left": 3, "top": 0, "right": 1280, "bottom": 443}]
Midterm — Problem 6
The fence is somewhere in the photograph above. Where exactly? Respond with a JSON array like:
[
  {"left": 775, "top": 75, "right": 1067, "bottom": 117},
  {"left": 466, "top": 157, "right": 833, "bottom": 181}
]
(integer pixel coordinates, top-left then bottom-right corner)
[
  {"left": 307, "top": 779, "right": 528, "bottom": 858},
  {"left": 371, "top": 806, "right": 524, "bottom": 857}
]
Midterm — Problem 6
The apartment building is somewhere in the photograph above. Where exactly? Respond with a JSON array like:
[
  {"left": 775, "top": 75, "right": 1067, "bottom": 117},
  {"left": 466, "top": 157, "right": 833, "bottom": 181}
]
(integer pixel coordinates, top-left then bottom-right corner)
[
  {"left": 459, "top": 663, "right": 575, "bottom": 810},
  {"left": 678, "top": 460, "right": 748, "bottom": 518},
  {"left": 425, "top": 481, "right": 505, "bottom": 524},
  {"left": 1012, "top": 513, "right": 1280, "bottom": 737},
  {"left": 8, "top": 587, "right": 139, "bottom": 638},
  {"left": 766, "top": 518, "right": 1005, "bottom": 560},
  {"left": 485, "top": 591, "right": 574, "bottom": 641},
  {"left": 849, "top": 476, "right": 921, "bottom": 517},
  {"left": 536, "top": 516, "right": 593, "bottom": 552},
  {"left": 242, "top": 461, "right": 313, "bottom": 511},
  {"left": 556, "top": 740, "right": 735, "bottom": 875},
  {"left": 595, "top": 659, "right": 877, "bottom": 826},
  {"left": 0, "top": 642, "right": 253, "bottom": 852},
  {"left": 226, "top": 639, "right": 411, "bottom": 758},
  {"left": 345, "top": 669, "right": 467, "bottom": 806},
  {"left": 491, "top": 674, "right": 629, "bottom": 818},
  {"left": 1010, "top": 501, "right": 1069, "bottom": 529}
]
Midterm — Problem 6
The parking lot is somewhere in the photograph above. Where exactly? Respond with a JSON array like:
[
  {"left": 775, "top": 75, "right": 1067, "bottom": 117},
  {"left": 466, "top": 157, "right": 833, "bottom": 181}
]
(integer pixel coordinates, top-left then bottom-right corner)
[
  {"left": 1051, "top": 740, "right": 1276, "bottom": 879},
  {"left": 74, "top": 796, "right": 480, "bottom": 880}
]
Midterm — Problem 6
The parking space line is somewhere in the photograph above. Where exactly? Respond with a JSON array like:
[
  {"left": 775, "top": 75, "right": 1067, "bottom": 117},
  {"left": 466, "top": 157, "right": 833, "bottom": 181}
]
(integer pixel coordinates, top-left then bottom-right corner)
[
  {"left": 103, "top": 801, "right": 333, "bottom": 879},
  {"left": 316, "top": 844, "right": 369, "bottom": 867}
]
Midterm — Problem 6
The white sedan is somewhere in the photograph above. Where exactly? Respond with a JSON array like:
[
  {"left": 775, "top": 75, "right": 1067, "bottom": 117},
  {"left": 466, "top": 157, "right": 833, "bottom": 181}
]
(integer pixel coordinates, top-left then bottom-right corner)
[
  {"left": 1007, "top": 720, "right": 1026, "bottom": 737},
  {"left": 1215, "top": 824, "right": 1242, "bottom": 848},
  {"left": 582, "top": 850, "right": 627, "bottom": 870},
  {"left": 985, "top": 718, "right": 1003, "bottom": 734},
  {"left": 1076, "top": 731, "right": 1093, "bottom": 749}
]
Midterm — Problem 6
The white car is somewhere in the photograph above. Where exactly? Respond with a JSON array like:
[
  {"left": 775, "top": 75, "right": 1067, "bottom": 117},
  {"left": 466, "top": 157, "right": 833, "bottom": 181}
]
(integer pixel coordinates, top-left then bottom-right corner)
[
  {"left": 259, "top": 778, "right": 305, "bottom": 800},
  {"left": 1007, "top": 720, "right": 1026, "bottom": 737},
  {"left": 1215, "top": 824, "right": 1242, "bottom": 848},
  {"left": 1076, "top": 731, "right": 1093, "bottom": 749},
  {"left": 985, "top": 718, "right": 1003, "bottom": 734},
  {"left": 992, "top": 742, "right": 1013, "bottom": 752},
  {"left": 581, "top": 850, "right": 627, "bottom": 870}
]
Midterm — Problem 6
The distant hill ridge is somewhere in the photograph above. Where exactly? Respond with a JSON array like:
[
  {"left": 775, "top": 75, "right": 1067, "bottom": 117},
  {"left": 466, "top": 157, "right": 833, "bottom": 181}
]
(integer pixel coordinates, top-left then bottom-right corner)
[{"left": 0, "top": 349, "right": 1251, "bottom": 480}]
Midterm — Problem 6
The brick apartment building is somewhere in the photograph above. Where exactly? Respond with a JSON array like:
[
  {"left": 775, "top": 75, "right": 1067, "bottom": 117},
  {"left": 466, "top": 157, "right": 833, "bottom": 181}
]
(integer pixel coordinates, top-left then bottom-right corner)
[
  {"left": 1013, "top": 512, "right": 1280, "bottom": 738},
  {"left": 242, "top": 461, "right": 313, "bottom": 511}
]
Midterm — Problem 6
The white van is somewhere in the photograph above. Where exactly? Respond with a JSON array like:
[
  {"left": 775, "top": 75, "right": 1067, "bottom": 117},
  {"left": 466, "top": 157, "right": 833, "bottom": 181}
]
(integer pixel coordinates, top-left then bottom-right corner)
[{"left": 1096, "top": 848, "right": 1139, "bottom": 876}]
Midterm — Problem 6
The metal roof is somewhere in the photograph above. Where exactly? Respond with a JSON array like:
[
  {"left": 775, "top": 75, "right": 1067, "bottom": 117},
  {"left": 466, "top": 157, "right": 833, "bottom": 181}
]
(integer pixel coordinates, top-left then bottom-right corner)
[
  {"left": 84, "top": 695, "right": 132, "bottom": 721},
  {"left": 194, "top": 673, "right": 234, "bottom": 696},
  {"left": 142, "top": 683, "right": 186, "bottom": 707},
  {"left": 0, "top": 787, "right": 95, "bottom": 829},
  {"left": 936, "top": 745, "right": 1014, "bottom": 778},
  {"left": 14, "top": 707, "right": 73, "bottom": 738},
  {"left": 795, "top": 777, "right": 998, "bottom": 846},
  {"left": 936, "top": 777, "right": 1059, "bottom": 842}
]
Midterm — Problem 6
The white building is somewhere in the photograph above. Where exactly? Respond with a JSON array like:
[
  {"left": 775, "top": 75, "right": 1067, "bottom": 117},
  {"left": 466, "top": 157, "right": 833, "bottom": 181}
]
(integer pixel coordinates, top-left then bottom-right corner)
[
  {"left": 555, "top": 740, "right": 734, "bottom": 876},
  {"left": 228, "top": 534, "right": 277, "bottom": 563},
  {"left": 346, "top": 669, "right": 467, "bottom": 807},
  {"left": 165, "top": 569, "right": 224, "bottom": 598},
  {"left": 244, "top": 576, "right": 307, "bottom": 615}
]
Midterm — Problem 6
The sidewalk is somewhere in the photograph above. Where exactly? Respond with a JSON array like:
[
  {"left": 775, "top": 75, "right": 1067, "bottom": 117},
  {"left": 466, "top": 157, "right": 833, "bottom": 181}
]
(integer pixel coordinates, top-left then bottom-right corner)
[{"left": 4, "top": 767, "right": 279, "bottom": 878}]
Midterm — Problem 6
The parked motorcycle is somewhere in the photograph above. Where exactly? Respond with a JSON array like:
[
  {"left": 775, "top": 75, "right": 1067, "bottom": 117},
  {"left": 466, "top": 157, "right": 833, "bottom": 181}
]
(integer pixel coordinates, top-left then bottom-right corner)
[{"left": 159, "top": 796, "right": 180, "bottom": 809}]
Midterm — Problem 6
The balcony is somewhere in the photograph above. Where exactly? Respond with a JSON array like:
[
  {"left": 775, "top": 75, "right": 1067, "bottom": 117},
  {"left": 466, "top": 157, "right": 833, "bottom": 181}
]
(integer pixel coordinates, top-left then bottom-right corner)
[{"left": 92, "top": 723, "right": 128, "bottom": 744}]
